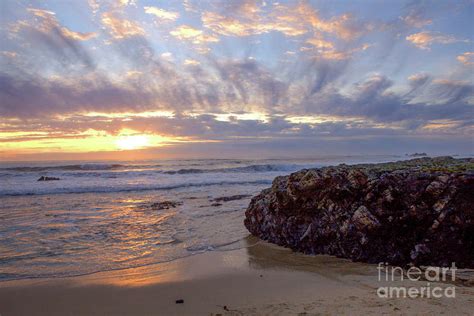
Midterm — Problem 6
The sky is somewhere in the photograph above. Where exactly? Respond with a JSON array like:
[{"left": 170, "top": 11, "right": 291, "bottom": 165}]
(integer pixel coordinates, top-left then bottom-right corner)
[{"left": 0, "top": 0, "right": 473, "bottom": 161}]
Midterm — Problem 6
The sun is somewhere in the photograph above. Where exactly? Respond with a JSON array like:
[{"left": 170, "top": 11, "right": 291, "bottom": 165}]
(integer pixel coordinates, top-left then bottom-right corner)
[{"left": 115, "top": 134, "right": 150, "bottom": 150}]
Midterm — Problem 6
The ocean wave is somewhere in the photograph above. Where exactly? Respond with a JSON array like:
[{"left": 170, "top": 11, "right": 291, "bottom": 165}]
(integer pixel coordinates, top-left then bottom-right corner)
[
  {"left": 1, "top": 161, "right": 320, "bottom": 177},
  {"left": 163, "top": 163, "right": 306, "bottom": 174},
  {"left": 163, "top": 168, "right": 204, "bottom": 174},
  {"left": 0, "top": 163, "right": 127, "bottom": 172},
  {"left": 0, "top": 180, "right": 272, "bottom": 197}
]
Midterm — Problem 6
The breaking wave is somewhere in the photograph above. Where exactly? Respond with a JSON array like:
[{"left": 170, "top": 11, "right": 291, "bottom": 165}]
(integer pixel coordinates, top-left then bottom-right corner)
[
  {"left": 163, "top": 163, "right": 306, "bottom": 174},
  {"left": 1, "top": 179, "right": 272, "bottom": 196},
  {"left": 0, "top": 163, "right": 127, "bottom": 172}
]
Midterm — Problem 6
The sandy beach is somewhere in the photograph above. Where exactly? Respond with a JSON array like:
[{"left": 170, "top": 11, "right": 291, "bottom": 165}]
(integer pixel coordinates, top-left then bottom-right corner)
[{"left": 1, "top": 237, "right": 473, "bottom": 316}]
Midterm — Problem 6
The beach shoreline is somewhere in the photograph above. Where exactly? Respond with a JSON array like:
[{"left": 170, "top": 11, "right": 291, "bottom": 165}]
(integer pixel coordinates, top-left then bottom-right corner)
[{"left": 1, "top": 238, "right": 473, "bottom": 316}]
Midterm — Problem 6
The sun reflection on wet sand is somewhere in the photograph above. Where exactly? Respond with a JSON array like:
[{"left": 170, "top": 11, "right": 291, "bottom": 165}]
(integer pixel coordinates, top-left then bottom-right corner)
[{"left": 69, "top": 236, "right": 374, "bottom": 288}]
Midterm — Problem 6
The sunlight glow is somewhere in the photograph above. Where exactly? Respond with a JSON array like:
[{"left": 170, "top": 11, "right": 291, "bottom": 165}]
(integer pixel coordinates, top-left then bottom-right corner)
[
  {"left": 115, "top": 134, "right": 150, "bottom": 150},
  {"left": 82, "top": 111, "right": 175, "bottom": 119}
]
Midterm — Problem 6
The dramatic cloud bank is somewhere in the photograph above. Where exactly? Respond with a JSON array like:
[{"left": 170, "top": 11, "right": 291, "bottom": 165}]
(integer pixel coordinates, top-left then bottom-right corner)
[{"left": 0, "top": 0, "right": 473, "bottom": 159}]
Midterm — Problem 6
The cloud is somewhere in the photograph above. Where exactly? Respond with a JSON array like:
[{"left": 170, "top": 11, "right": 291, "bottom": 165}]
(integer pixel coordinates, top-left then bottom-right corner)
[
  {"left": 170, "top": 25, "right": 219, "bottom": 44},
  {"left": 201, "top": 1, "right": 369, "bottom": 61},
  {"left": 457, "top": 52, "right": 474, "bottom": 65},
  {"left": 101, "top": 11, "right": 145, "bottom": 39},
  {"left": 406, "top": 31, "right": 466, "bottom": 50},
  {"left": 1, "top": 51, "right": 17, "bottom": 58},
  {"left": 201, "top": 11, "right": 261, "bottom": 37},
  {"left": 405, "top": 73, "right": 431, "bottom": 97},
  {"left": 0, "top": 72, "right": 152, "bottom": 118},
  {"left": 200, "top": 1, "right": 271, "bottom": 37},
  {"left": 0, "top": 56, "right": 286, "bottom": 118},
  {"left": 26, "top": 8, "right": 56, "bottom": 18},
  {"left": 1, "top": 64, "right": 472, "bottom": 157},
  {"left": 408, "top": 73, "right": 430, "bottom": 83},
  {"left": 281, "top": 3, "right": 364, "bottom": 40},
  {"left": 400, "top": 7, "right": 432, "bottom": 28},
  {"left": 184, "top": 59, "right": 200, "bottom": 66},
  {"left": 303, "top": 43, "right": 371, "bottom": 60},
  {"left": 4, "top": 54, "right": 471, "bottom": 133},
  {"left": 88, "top": 0, "right": 136, "bottom": 14},
  {"left": 210, "top": 59, "right": 288, "bottom": 111},
  {"left": 88, "top": 0, "right": 100, "bottom": 14},
  {"left": 117, "top": 0, "right": 136, "bottom": 7},
  {"left": 201, "top": 1, "right": 366, "bottom": 40},
  {"left": 301, "top": 74, "right": 473, "bottom": 127},
  {"left": 25, "top": 8, "right": 97, "bottom": 41},
  {"left": 305, "top": 37, "right": 334, "bottom": 49},
  {"left": 430, "top": 79, "right": 474, "bottom": 104},
  {"left": 400, "top": 15, "right": 432, "bottom": 28},
  {"left": 200, "top": 2, "right": 306, "bottom": 37},
  {"left": 144, "top": 6, "right": 179, "bottom": 21},
  {"left": 60, "top": 28, "right": 97, "bottom": 41},
  {"left": 2, "top": 106, "right": 471, "bottom": 156},
  {"left": 161, "top": 52, "right": 173, "bottom": 61},
  {"left": 7, "top": 8, "right": 96, "bottom": 68}
]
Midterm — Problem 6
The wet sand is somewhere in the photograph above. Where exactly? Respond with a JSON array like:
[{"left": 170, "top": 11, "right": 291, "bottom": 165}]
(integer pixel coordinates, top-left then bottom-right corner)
[{"left": 1, "top": 237, "right": 473, "bottom": 315}]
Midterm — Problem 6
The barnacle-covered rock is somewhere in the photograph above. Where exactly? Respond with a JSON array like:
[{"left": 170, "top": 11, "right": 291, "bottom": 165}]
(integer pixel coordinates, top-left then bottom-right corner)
[{"left": 244, "top": 157, "right": 474, "bottom": 267}]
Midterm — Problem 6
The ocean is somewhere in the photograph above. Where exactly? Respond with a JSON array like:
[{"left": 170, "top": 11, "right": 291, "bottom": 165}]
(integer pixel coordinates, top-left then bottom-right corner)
[{"left": 0, "top": 155, "right": 407, "bottom": 281}]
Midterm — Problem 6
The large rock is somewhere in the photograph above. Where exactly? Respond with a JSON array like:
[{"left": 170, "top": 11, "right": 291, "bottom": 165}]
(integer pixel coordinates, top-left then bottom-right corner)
[{"left": 244, "top": 157, "right": 474, "bottom": 267}]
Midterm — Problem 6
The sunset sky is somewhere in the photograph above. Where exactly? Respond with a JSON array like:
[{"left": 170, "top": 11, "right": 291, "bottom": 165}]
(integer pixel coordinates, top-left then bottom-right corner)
[{"left": 1, "top": 0, "right": 473, "bottom": 160}]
